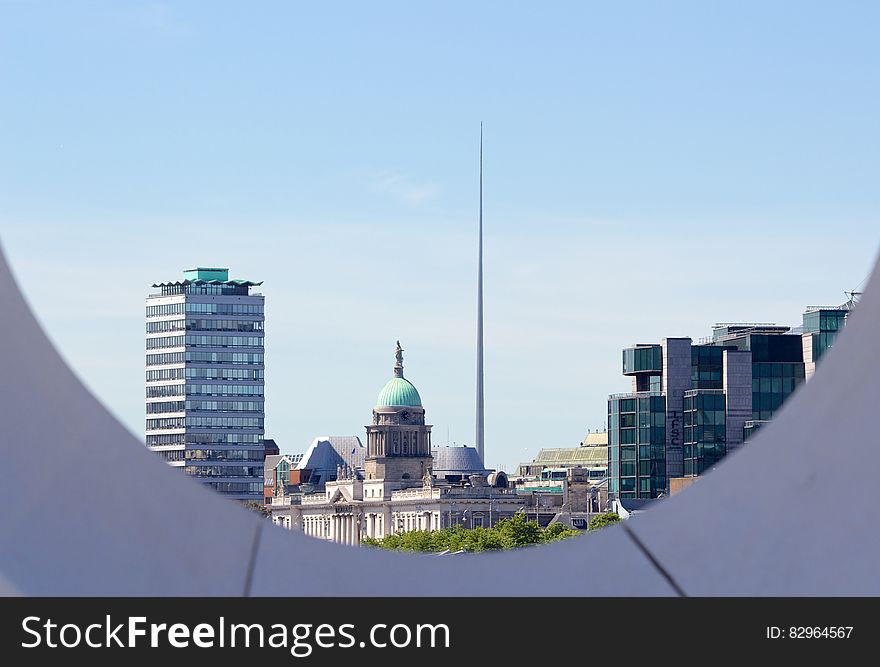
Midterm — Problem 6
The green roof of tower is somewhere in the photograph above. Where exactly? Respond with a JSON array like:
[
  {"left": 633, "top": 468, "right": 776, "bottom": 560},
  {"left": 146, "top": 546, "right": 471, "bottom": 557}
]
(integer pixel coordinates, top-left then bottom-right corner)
[
  {"left": 375, "top": 341, "right": 422, "bottom": 407},
  {"left": 184, "top": 267, "right": 229, "bottom": 281},
  {"left": 376, "top": 377, "right": 422, "bottom": 408}
]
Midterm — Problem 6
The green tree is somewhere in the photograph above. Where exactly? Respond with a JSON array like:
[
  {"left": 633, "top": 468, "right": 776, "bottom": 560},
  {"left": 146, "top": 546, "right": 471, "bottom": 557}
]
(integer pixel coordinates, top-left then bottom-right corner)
[
  {"left": 542, "top": 522, "right": 579, "bottom": 542},
  {"left": 588, "top": 512, "right": 621, "bottom": 531},
  {"left": 360, "top": 512, "right": 583, "bottom": 552}
]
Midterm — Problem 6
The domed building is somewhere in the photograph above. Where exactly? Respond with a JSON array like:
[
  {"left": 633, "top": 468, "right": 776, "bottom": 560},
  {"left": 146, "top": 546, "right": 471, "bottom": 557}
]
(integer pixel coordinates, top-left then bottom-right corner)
[
  {"left": 268, "top": 342, "right": 526, "bottom": 545},
  {"left": 363, "top": 341, "right": 434, "bottom": 496},
  {"left": 431, "top": 445, "right": 489, "bottom": 483}
]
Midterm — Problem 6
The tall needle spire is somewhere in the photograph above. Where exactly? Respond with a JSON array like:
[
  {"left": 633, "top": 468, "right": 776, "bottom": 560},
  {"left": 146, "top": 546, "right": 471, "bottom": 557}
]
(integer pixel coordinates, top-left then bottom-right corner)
[{"left": 476, "top": 123, "right": 485, "bottom": 465}]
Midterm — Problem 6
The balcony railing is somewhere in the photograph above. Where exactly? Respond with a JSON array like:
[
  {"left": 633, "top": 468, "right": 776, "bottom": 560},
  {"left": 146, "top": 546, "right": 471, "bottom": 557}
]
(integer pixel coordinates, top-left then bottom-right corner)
[
  {"left": 391, "top": 488, "right": 441, "bottom": 500},
  {"left": 608, "top": 391, "right": 663, "bottom": 400},
  {"left": 683, "top": 389, "right": 725, "bottom": 397}
]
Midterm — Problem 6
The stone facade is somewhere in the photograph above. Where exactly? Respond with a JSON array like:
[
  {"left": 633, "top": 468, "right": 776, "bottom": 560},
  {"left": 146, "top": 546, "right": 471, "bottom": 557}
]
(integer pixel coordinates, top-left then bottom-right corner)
[{"left": 268, "top": 343, "right": 527, "bottom": 545}]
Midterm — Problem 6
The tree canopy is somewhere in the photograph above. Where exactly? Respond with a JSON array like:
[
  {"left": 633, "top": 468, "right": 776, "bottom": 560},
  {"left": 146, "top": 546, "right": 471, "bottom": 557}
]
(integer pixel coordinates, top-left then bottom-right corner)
[
  {"left": 362, "top": 514, "right": 580, "bottom": 553},
  {"left": 587, "top": 512, "right": 621, "bottom": 531}
]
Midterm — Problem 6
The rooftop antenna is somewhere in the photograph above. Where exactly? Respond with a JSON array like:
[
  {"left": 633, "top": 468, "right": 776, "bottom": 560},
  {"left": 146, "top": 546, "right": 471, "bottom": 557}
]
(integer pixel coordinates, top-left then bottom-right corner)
[{"left": 475, "top": 122, "right": 485, "bottom": 466}]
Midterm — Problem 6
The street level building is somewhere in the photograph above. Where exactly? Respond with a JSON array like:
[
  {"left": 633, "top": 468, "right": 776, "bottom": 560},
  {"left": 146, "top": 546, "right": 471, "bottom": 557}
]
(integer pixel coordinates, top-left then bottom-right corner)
[{"left": 145, "top": 267, "right": 265, "bottom": 502}]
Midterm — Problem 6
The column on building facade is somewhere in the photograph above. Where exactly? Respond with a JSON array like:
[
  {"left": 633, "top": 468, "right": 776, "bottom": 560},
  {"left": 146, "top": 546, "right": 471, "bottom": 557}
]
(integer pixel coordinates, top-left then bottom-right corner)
[
  {"left": 724, "top": 349, "right": 753, "bottom": 453},
  {"left": 383, "top": 506, "right": 393, "bottom": 536},
  {"left": 662, "top": 337, "right": 692, "bottom": 481}
]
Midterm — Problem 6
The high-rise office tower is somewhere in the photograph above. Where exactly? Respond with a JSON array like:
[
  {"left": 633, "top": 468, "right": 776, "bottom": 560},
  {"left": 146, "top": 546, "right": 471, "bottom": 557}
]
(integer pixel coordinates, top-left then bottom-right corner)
[{"left": 145, "top": 267, "right": 265, "bottom": 502}]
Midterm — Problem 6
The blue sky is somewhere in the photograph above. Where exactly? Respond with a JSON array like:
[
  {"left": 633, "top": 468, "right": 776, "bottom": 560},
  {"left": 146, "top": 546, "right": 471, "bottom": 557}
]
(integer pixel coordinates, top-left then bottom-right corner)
[{"left": 1, "top": 1, "right": 878, "bottom": 471}]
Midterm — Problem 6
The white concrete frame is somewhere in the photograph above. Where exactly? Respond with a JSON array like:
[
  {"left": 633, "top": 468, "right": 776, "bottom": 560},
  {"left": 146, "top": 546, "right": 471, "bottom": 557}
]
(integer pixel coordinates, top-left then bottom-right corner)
[{"left": 1, "top": 242, "right": 879, "bottom": 595}]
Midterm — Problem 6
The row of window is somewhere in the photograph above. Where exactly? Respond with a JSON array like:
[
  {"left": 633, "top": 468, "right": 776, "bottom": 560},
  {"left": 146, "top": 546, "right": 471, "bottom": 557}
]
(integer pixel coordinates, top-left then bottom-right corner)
[
  {"left": 753, "top": 362, "right": 806, "bottom": 378},
  {"left": 185, "top": 319, "right": 264, "bottom": 332},
  {"left": 146, "top": 384, "right": 185, "bottom": 398},
  {"left": 148, "top": 400, "right": 264, "bottom": 414},
  {"left": 683, "top": 425, "right": 726, "bottom": 444},
  {"left": 184, "top": 433, "right": 264, "bottom": 444},
  {"left": 146, "top": 368, "right": 265, "bottom": 382},
  {"left": 146, "top": 416, "right": 264, "bottom": 430},
  {"left": 615, "top": 460, "right": 665, "bottom": 477},
  {"left": 609, "top": 444, "right": 666, "bottom": 462},
  {"left": 617, "top": 412, "right": 666, "bottom": 428},
  {"left": 146, "top": 320, "right": 185, "bottom": 333},
  {"left": 199, "top": 481, "right": 263, "bottom": 494},
  {"left": 147, "top": 335, "right": 186, "bottom": 349},
  {"left": 155, "top": 450, "right": 185, "bottom": 462},
  {"left": 159, "top": 284, "right": 251, "bottom": 296},
  {"left": 611, "top": 476, "right": 665, "bottom": 497},
  {"left": 146, "top": 368, "right": 185, "bottom": 382},
  {"left": 146, "top": 417, "right": 186, "bottom": 430},
  {"left": 146, "top": 351, "right": 265, "bottom": 366},
  {"left": 188, "top": 302, "right": 263, "bottom": 315},
  {"left": 186, "top": 449, "right": 265, "bottom": 461},
  {"left": 146, "top": 303, "right": 186, "bottom": 318},
  {"left": 147, "top": 401, "right": 184, "bottom": 414},
  {"left": 146, "top": 319, "right": 265, "bottom": 334},
  {"left": 144, "top": 383, "right": 265, "bottom": 400},
  {"left": 187, "top": 368, "right": 263, "bottom": 381},
  {"left": 610, "top": 426, "right": 667, "bottom": 446},
  {"left": 146, "top": 352, "right": 186, "bottom": 366},
  {"left": 609, "top": 395, "right": 666, "bottom": 414},
  {"left": 184, "top": 466, "right": 264, "bottom": 478},
  {"left": 187, "top": 351, "right": 264, "bottom": 365},
  {"left": 188, "top": 400, "right": 263, "bottom": 412},
  {"left": 147, "top": 303, "right": 265, "bottom": 318},
  {"left": 186, "top": 384, "right": 264, "bottom": 397},
  {"left": 146, "top": 335, "right": 265, "bottom": 350},
  {"left": 146, "top": 433, "right": 264, "bottom": 446},
  {"left": 185, "top": 416, "right": 264, "bottom": 428}
]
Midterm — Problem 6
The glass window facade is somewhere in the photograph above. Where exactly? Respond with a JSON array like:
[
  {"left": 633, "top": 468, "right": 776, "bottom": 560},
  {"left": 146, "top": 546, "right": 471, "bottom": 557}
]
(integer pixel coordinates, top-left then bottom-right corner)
[
  {"left": 622, "top": 345, "right": 662, "bottom": 375},
  {"left": 608, "top": 393, "right": 666, "bottom": 499},
  {"left": 683, "top": 391, "right": 726, "bottom": 476},
  {"left": 146, "top": 277, "right": 266, "bottom": 502},
  {"left": 751, "top": 361, "right": 804, "bottom": 421},
  {"left": 804, "top": 308, "right": 847, "bottom": 364},
  {"left": 691, "top": 344, "right": 730, "bottom": 389}
]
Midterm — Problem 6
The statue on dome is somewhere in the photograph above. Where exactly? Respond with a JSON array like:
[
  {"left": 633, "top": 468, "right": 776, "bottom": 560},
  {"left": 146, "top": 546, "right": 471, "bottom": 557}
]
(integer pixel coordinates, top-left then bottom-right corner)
[{"left": 394, "top": 340, "right": 404, "bottom": 377}]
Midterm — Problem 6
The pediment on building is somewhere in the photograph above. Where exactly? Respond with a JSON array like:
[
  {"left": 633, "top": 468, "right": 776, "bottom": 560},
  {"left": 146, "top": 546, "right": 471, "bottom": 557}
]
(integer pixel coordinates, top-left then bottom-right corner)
[{"left": 327, "top": 486, "right": 354, "bottom": 504}]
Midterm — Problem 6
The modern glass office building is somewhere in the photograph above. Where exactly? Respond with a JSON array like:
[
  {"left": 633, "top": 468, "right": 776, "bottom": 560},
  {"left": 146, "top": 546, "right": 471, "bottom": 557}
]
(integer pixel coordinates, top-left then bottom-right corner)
[
  {"left": 802, "top": 306, "right": 849, "bottom": 381},
  {"left": 608, "top": 393, "right": 666, "bottom": 499},
  {"left": 607, "top": 304, "right": 852, "bottom": 500},
  {"left": 145, "top": 267, "right": 266, "bottom": 502},
  {"left": 712, "top": 328, "right": 805, "bottom": 423}
]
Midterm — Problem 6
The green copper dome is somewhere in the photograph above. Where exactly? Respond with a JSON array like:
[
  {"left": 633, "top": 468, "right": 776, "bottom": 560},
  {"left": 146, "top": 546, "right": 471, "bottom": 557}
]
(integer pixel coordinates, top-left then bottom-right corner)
[
  {"left": 376, "top": 341, "right": 422, "bottom": 407},
  {"left": 376, "top": 377, "right": 422, "bottom": 408}
]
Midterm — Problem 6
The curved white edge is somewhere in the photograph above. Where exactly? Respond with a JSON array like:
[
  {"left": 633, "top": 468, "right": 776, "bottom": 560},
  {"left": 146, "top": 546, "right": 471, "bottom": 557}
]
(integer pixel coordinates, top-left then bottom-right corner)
[
  {"left": 249, "top": 517, "right": 677, "bottom": 596},
  {"left": 0, "top": 241, "right": 674, "bottom": 596},
  {"left": 1, "top": 237, "right": 878, "bottom": 596}
]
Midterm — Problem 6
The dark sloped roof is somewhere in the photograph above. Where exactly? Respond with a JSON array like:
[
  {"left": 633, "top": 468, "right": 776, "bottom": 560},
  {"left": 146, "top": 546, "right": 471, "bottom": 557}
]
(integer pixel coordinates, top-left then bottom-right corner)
[{"left": 431, "top": 446, "right": 488, "bottom": 475}]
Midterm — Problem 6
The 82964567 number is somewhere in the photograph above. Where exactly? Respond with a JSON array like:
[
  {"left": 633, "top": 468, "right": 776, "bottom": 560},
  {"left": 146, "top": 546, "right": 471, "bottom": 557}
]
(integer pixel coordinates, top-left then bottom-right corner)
[{"left": 789, "top": 627, "right": 852, "bottom": 639}]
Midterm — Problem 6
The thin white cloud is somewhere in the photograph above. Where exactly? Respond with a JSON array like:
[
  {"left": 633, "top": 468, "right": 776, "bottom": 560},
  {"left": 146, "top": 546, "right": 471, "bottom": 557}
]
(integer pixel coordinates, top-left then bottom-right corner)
[{"left": 373, "top": 171, "right": 442, "bottom": 205}]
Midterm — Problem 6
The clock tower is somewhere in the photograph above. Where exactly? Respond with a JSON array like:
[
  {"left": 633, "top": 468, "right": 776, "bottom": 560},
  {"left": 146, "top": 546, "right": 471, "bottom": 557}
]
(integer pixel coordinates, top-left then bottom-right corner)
[{"left": 363, "top": 342, "right": 433, "bottom": 496}]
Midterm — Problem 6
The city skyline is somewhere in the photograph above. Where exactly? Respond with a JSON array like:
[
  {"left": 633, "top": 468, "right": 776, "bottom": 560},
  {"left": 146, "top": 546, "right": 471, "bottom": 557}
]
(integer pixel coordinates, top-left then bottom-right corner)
[{"left": 1, "top": 2, "right": 878, "bottom": 470}]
